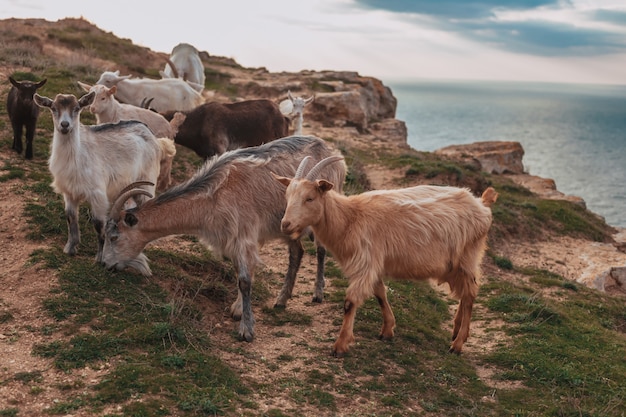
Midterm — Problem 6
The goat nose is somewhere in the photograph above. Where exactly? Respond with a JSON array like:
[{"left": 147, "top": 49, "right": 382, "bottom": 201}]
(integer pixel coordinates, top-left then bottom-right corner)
[
  {"left": 60, "top": 121, "right": 69, "bottom": 129},
  {"left": 281, "top": 220, "right": 291, "bottom": 232}
]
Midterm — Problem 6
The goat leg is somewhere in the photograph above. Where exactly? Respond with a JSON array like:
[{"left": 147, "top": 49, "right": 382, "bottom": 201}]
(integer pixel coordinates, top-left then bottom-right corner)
[
  {"left": 63, "top": 200, "right": 80, "bottom": 256},
  {"left": 274, "top": 239, "right": 304, "bottom": 308},
  {"left": 374, "top": 279, "right": 395, "bottom": 340},
  {"left": 449, "top": 295, "right": 474, "bottom": 354},
  {"left": 24, "top": 123, "right": 36, "bottom": 159},
  {"left": 332, "top": 299, "right": 358, "bottom": 357},
  {"left": 237, "top": 264, "right": 255, "bottom": 342},
  {"left": 92, "top": 217, "right": 105, "bottom": 263},
  {"left": 11, "top": 123, "right": 23, "bottom": 154},
  {"left": 313, "top": 240, "right": 326, "bottom": 303}
]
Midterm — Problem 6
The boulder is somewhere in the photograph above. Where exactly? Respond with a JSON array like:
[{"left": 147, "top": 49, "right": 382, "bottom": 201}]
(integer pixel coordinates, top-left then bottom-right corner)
[
  {"left": 594, "top": 267, "right": 626, "bottom": 294},
  {"left": 370, "top": 119, "right": 409, "bottom": 148},
  {"left": 434, "top": 141, "right": 525, "bottom": 174},
  {"left": 307, "top": 75, "right": 397, "bottom": 132}
]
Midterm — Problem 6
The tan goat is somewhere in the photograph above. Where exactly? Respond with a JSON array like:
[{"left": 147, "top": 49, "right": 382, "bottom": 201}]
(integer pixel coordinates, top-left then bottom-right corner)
[{"left": 276, "top": 156, "right": 498, "bottom": 357}]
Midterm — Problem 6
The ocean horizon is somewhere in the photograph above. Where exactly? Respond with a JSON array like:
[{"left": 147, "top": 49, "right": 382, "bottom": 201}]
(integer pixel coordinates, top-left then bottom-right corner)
[{"left": 388, "top": 79, "right": 626, "bottom": 229}]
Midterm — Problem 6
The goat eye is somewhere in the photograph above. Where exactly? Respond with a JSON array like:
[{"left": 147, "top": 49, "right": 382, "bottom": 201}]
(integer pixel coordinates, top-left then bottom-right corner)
[
  {"left": 305, "top": 197, "right": 314, "bottom": 203},
  {"left": 110, "top": 236, "right": 118, "bottom": 242}
]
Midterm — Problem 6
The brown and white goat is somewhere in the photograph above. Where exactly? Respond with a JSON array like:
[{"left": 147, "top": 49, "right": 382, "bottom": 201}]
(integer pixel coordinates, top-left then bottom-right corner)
[
  {"left": 276, "top": 156, "right": 498, "bottom": 357},
  {"left": 7, "top": 76, "right": 47, "bottom": 159},
  {"left": 161, "top": 99, "right": 290, "bottom": 160},
  {"left": 102, "top": 136, "right": 346, "bottom": 343}
]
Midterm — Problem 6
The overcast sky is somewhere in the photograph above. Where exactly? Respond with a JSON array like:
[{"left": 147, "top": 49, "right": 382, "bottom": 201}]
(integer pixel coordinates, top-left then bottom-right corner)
[{"left": 2, "top": 0, "right": 626, "bottom": 85}]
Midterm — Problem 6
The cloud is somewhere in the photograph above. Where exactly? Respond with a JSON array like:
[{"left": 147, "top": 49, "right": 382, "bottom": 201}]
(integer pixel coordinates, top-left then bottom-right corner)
[
  {"left": 356, "top": 0, "right": 554, "bottom": 18},
  {"left": 354, "top": 0, "right": 626, "bottom": 56}
]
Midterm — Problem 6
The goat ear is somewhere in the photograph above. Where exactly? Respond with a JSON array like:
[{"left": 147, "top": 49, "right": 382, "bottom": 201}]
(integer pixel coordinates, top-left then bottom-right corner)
[
  {"left": 271, "top": 172, "right": 291, "bottom": 187},
  {"left": 79, "top": 91, "right": 96, "bottom": 108},
  {"left": 305, "top": 95, "right": 315, "bottom": 104},
  {"left": 124, "top": 212, "right": 139, "bottom": 227},
  {"left": 77, "top": 81, "right": 91, "bottom": 92},
  {"left": 108, "top": 85, "right": 117, "bottom": 96},
  {"left": 316, "top": 179, "right": 334, "bottom": 193},
  {"left": 33, "top": 94, "right": 52, "bottom": 108}
]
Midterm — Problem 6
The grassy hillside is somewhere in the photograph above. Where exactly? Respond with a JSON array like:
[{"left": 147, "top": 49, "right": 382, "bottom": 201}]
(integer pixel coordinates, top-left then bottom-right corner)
[{"left": 0, "top": 18, "right": 624, "bottom": 417}]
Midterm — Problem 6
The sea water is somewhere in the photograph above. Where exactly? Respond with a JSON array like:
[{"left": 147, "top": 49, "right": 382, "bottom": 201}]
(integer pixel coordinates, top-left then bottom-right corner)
[{"left": 387, "top": 80, "right": 626, "bottom": 228}]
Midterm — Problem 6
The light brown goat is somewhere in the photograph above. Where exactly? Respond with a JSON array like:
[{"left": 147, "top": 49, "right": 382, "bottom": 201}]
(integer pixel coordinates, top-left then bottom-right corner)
[{"left": 276, "top": 156, "right": 498, "bottom": 357}]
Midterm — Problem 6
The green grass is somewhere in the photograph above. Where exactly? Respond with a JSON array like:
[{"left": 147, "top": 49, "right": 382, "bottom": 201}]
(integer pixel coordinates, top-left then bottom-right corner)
[{"left": 481, "top": 276, "right": 626, "bottom": 416}]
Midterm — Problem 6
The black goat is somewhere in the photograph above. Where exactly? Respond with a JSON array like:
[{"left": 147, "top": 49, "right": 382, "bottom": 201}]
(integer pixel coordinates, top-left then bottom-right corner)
[
  {"left": 162, "top": 99, "right": 290, "bottom": 159},
  {"left": 7, "top": 77, "right": 47, "bottom": 159}
]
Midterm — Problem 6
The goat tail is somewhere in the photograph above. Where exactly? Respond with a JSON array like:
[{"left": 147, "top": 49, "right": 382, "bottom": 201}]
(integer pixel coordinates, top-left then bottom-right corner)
[
  {"left": 158, "top": 138, "right": 177, "bottom": 160},
  {"left": 481, "top": 187, "right": 498, "bottom": 208}
]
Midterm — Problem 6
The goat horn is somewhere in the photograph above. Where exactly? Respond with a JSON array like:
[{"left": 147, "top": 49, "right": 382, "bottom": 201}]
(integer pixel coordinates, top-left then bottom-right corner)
[
  {"left": 116, "top": 181, "right": 155, "bottom": 199},
  {"left": 165, "top": 57, "right": 179, "bottom": 79},
  {"left": 110, "top": 181, "right": 155, "bottom": 221},
  {"left": 305, "top": 156, "right": 344, "bottom": 181},
  {"left": 294, "top": 156, "right": 312, "bottom": 179}
]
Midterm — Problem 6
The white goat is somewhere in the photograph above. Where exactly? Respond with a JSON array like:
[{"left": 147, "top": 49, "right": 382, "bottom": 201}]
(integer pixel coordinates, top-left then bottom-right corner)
[
  {"left": 279, "top": 90, "right": 314, "bottom": 135},
  {"left": 276, "top": 156, "right": 498, "bottom": 357},
  {"left": 95, "top": 70, "right": 204, "bottom": 113},
  {"left": 34, "top": 91, "right": 163, "bottom": 262},
  {"left": 77, "top": 82, "right": 184, "bottom": 190},
  {"left": 78, "top": 81, "right": 180, "bottom": 138},
  {"left": 101, "top": 136, "right": 346, "bottom": 343},
  {"left": 160, "top": 43, "right": 205, "bottom": 93}
]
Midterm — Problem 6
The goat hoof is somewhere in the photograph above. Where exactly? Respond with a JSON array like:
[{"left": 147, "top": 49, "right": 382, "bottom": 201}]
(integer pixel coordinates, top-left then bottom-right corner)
[
  {"left": 273, "top": 303, "right": 286, "bottom": 310},
  {"left": 448, "top": 347, "right": 462, "bottom": 355},
  {"left": 63, "top": 246, "right": 77, "bottom": 256},
  {"left": 331, "top": 349, "right": 346, "bottom": 358},
  {"left": 311, "top": 295, "right": 323, "bottom": 303},
  {"left": 239, "top": 331, "right": 254, "bottom": 343}
]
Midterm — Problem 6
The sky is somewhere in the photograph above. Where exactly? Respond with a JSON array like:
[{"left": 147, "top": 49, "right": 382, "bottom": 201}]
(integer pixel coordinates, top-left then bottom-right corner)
[{"left": 2, "top": 0, "right": 626, "bottom": 85}]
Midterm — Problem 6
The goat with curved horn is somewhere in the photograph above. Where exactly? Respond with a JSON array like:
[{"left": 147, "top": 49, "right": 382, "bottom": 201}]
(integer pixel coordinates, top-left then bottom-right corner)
[
  {"left": 110, "top": 181, "right": 155, "bottom": 222},
  {"left": 101, "top": 136, "right": 347, "bottom": 342},
  {"left": 305, "top": 156, "right": 345, "bottom": 181},
  {"left": 294, "top": 156, "right": 312, "bottom": 179},
  {"left": 277, "top": 157, "right": 497, "bottom": 357}
]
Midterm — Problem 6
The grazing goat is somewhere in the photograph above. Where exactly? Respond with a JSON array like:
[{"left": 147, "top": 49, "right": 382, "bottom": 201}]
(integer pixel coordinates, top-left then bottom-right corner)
[
  {"left": 77, "top": 82, "right": 185, "bottom": 190},
  {"left": 161, "top": 99, "right": 290, "bottom": 160},
  {"left": 102, "top": 136, "right": 346, "bottom": 342},
  {"left": 7, "top": 76, "right": 47, "bottom": 159},
  {"left": 95, "top": 70, "right": 204, "bottom": 113},
  {"left": 160, "top": 43, "right": 205, "bottom": 93},
  {"left": 276, "top": 156, "right": 498, "bottom": 357},
  {"left": 34, "top": 91, "right": 165, "bottom": 262},
  {"left": 279, "top": 90, "right": 314, "bottom": 135}
]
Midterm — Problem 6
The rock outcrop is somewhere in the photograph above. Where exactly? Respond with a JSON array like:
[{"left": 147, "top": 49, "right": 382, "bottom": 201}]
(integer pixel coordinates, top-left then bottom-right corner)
[
  {"left": 435, "top": 141, "right": 525, "bottom": 174},
  {"left": 224, "top": 69, "right": 398, "bottom": 134},
  {"left": 434, "top": 140, "right": 587, "bottom": 207}
]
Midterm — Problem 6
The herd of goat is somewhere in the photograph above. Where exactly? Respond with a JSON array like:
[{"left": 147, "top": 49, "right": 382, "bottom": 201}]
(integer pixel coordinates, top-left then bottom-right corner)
[{"left": 5, "top": 43, "right": 497, "bottom": 357}]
